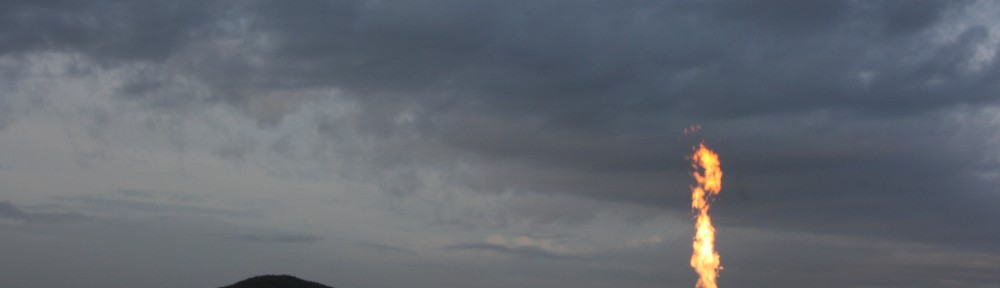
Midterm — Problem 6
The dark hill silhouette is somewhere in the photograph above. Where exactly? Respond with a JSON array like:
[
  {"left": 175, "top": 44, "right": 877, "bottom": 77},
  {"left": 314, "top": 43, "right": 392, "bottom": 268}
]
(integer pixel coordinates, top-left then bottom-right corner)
[{"left": 220, "top": 275, "right": 332, "bottom": 288}]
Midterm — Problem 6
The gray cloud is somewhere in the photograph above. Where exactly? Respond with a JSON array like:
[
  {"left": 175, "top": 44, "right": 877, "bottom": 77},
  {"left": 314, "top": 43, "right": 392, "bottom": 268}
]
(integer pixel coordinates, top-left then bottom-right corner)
[
  {"left": 53, "top": 189, "right": 258, "bottom": 219},
  {"left": 358, "top": 242, "right": 416, "bottom": 255},
  {"left": 0, "top": 201, "right": 89, "bottom": 224},
  {"left": 0, "top": 0, "right": 222, "bottom": 61},
  {"left": 445, "top": 242, "right": 585, "bottom": 261},
  {"left": 0, "top": 201, "right": 27, "bottom": 221},
  {"left": 231, "top": 233, "right": 323, "bottom": 244},
  {"left": 1, "top": 1, "right": 999, "bottom": 287},
  {"left": 47, "top": 0, "right": 996, "bottom": 252}
]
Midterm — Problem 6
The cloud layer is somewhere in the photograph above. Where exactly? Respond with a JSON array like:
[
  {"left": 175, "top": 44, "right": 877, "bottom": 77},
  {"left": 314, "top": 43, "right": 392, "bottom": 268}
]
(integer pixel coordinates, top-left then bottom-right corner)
[{"left": 1, "top": 1, "right": 999, "bottom": 287}]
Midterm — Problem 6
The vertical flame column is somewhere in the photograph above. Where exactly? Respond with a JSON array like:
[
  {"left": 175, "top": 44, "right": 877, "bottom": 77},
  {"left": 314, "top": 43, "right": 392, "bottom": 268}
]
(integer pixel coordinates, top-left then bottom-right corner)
[{"left": 690, "top": 143, "right": 722, "bottom": 288}]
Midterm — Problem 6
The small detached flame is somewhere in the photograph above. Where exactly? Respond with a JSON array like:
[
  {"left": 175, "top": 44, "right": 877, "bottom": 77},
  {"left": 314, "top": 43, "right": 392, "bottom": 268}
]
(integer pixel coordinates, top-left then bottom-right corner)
[{"left": 690, "top": 143, "right": 722, "bottom": 288}]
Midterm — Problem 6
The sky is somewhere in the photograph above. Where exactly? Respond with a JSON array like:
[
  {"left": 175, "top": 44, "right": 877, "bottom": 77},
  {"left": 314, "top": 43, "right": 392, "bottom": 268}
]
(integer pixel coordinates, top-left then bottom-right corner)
[{"left": 1, "top": 1, "right": 999, "bottom": 287}]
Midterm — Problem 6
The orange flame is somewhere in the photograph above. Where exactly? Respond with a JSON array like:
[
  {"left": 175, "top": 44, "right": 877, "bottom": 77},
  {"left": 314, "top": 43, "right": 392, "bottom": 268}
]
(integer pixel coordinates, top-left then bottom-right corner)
[{"left": 690, "top": 143, "right": 722, "bottom": 288}]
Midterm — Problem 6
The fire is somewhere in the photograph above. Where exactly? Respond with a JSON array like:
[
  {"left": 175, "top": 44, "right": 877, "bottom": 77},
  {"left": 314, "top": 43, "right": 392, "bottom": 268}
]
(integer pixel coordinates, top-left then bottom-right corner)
[{"left": 690, "top": 143, "right": 722, "bottom": 288}]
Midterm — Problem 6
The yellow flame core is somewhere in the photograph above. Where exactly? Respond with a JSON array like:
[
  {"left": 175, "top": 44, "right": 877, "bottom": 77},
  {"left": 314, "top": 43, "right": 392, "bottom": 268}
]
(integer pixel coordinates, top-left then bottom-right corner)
[{"left": 691, "top": 143, "right": 722, "bottom": 288}]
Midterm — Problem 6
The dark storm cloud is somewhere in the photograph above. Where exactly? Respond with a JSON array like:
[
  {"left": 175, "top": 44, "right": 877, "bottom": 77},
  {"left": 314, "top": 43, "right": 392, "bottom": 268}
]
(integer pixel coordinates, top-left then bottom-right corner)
[
  {"left": 235, "top": 0, "right": 993, "bottom": 118},
  {"left": 3, "top": 0, "right": 992, "bottom": 118},
  {"left": 700, "top": 108, "right": 1000, "bottom": 246},
  {"left": 0, "top": 0, "right": 222, "bottom": 61},
  {"left": 237, "top": 0, "right": 999, "bottom": 252},
  {"left": 2, "top": 0, "right": 999, "bottom": 281}
]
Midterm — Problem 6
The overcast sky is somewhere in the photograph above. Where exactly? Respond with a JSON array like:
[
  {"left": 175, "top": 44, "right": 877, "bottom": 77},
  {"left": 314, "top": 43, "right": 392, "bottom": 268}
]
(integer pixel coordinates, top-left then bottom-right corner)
[{"left": 1, "top": 1, "right": 999, "bottom": 287}]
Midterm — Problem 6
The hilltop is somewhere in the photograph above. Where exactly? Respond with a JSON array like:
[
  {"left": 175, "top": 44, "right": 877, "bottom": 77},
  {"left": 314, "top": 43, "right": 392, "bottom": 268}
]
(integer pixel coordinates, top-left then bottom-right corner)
[{"left": 220, "top": 275, "right": 332, "bottom": 288}]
